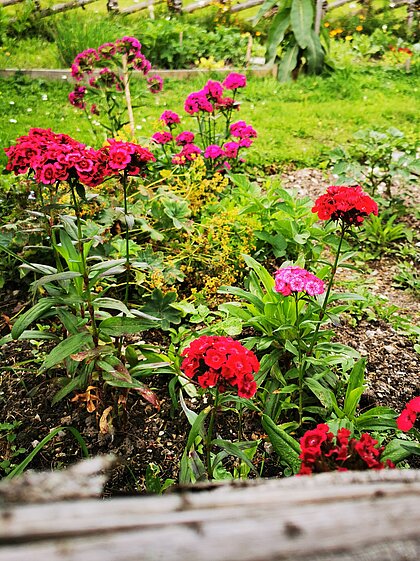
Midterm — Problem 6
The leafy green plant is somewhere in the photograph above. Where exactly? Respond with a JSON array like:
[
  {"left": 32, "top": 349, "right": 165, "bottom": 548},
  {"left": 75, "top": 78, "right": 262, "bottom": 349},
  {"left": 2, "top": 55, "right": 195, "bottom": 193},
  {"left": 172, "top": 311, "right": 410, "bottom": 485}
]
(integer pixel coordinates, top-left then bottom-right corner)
[
  {"left": 0, "top": 421, "right": 27, "bottom": 476},
  {"left": 5, "top": 425, "right": 89, "bottom": 479},
  {"left": 254, "top": 0, "right": 331, "bottom": 80},
  {"left": 329, "top": 127, "right": 418, "bottom": 198},
  {"left": 358, "top": 214, "right": 413, "bottom": 259}
]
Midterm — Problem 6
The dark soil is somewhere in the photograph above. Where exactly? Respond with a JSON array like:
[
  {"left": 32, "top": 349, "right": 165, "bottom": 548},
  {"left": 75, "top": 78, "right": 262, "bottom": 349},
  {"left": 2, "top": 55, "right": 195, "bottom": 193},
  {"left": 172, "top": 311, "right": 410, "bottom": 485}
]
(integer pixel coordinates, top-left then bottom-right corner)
[{"left": 1, "top": 169, "right": 419, "bottom": 492}]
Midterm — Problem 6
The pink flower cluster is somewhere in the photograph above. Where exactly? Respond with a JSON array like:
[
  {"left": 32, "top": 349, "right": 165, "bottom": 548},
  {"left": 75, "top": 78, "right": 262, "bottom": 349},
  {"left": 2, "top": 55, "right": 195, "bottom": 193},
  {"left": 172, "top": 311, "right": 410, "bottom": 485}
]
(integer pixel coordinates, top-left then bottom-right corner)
[
  {"left": 4, "top": 128, "right": 155, "bottom": 187},
  {"left": 397, "top": 396, "right": 420, "bottom": 431},
  {"left": 312, "top": 185, "right": 378, "bottom": 226},
  {"left": 183, "top": 75, "right": 244, "bottom": 116},
  {"left": 298, "top": 424, "right": 395, "bottom": 475},
  {"left": 147, "top": 74, "right": 164, "bottom": 94},
  {"left": 181, "top": 335, "right": 259, "bottom": 399},
  {"left": 69, "top": 37, "right": 159, "bottom": 113},
  {"left": 274, "top": 266, "right": 325, "bottom": 297}
]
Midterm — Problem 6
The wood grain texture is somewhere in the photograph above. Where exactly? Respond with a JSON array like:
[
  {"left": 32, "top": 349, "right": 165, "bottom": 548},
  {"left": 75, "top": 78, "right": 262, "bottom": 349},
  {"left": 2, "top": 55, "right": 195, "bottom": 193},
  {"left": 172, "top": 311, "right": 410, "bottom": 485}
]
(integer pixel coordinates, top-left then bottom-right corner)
[{"left": 0, "top": 469, "right": 419, "bottom": 561}]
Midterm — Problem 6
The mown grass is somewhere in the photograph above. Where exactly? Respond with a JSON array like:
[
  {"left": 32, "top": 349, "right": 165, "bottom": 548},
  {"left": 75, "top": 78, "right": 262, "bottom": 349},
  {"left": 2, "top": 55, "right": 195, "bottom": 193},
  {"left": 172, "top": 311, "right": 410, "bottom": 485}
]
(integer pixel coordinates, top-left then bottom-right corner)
[{"left": 1, "top": 64, "right": 418, "bottom": 168}]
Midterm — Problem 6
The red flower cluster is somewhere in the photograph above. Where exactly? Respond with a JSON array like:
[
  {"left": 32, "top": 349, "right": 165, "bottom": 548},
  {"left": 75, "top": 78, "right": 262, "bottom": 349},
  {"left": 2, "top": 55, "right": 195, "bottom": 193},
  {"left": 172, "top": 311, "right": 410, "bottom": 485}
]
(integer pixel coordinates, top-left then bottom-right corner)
[
  {"left": 312, "top": 185, "right": 378, "bottom": 226},
  {"left": 4, "top": 128, "right": 155, "bottom": 187},
  {"left": 298, "top": 424, "right": 394, "bottom": 475},
  {"left": 181, "top": 336, "right": 259, "bottom": 399},
  {"left": 397, "top": 396, "right": 420, "bottom": 432},
  {"left": 100, "top": 139, "right": 156, "bottom": 176}
]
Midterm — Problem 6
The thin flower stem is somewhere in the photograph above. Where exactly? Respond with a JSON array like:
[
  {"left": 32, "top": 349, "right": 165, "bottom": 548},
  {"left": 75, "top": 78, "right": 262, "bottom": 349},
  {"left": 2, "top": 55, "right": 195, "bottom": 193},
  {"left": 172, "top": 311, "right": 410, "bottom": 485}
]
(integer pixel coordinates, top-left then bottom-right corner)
[
  {"left": 69, "top": 179, "right": 99, "bottom": 346},
  {"left": 295, "top": 294, "right": 305, "bottom": 427},
  {"left": 206, "top": 388, "right": 220, "bottom": 479},
  {"left": 122, "top": 54, "right": 135, "bottom": 137},
  {"left": 122, "top": 170, "right": 130, "bottom": 307},
  {"left": 307, "top": 221, "right": 347, "bottom": 357}
]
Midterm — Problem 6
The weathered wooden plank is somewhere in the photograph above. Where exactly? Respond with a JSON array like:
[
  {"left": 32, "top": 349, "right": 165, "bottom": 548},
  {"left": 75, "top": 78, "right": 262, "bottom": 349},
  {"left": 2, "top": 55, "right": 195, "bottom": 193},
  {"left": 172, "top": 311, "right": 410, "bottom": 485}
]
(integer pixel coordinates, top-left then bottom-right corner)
[
  {"left": 119, "top": 0, "right": 164, "bottom": 15},
  {"left": 0, "top": 0, "right": 24, "bottom": 7},
  {"left": 230, "top": 0, "right": 264, "bottom": 12},
  {"left": 0, "top": 470, "right": 419, "bottom": 561}
]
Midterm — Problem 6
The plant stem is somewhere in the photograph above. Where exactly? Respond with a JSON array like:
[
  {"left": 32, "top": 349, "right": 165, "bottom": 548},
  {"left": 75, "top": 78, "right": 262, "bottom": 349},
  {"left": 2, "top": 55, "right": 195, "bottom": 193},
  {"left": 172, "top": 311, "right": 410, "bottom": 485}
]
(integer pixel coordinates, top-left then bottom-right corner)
[
  {"left": 206, "top": 388, "right": 220, "bottom": 479},
  {"left": 307, "top": 221, "right": 347, "bottom": 357},
  {"left": 122, "top": 170, "right": 131, "bottom": 307},
  {"left": 122, "top": 54, "right": 135, "bottom": 137},
  {"left": 69, "top": 179, "right": 99, "bottom": 346},
  {"left": 295, "top": 294, "right": 305, "bottom": 426}
]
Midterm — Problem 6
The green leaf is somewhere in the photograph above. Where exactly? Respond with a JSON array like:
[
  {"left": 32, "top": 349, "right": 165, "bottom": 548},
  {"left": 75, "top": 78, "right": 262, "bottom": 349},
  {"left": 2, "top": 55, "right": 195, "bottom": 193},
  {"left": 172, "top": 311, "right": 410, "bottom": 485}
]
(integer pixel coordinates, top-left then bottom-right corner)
[
  {"left": 304, "top": 29, "right": 325, "bottom": 74},
  {"left": 0, "top": 330, "right": 58, "bottom": 347},
  {"left": 99, "top": 315, "right": 158, "bottom": 338},
  {"left": 30, "top": 271, "right": 82, "bottom": 291},
  {"left": 40, "top": 331, "right": 93, "bottom": 372},
  {"left": 344, "top": 358, "right": 366, "bottom": 418},
  {"left": 12, "top": 298, "right": 59, "bottom": 339},
  {"left": 277, "top": 43, "right": 300, "bottom": 82},
  {"left": 211, "top": 439, "right": 259, "bottom": 475},
  {"left": 266, "top": 10, "right": 291, "bottom": 63},
  {"left": 242, "top": 254, "right": 275, "bottom": 293},
  {"left": 381, "top": 438, "right": 420, "bottom": 464},
  {"left": 305, "top": 377, "right": 340, "bottom": 414},
  {"left": 262, "top": 414, "right": 301, "bottom": 474},
  {"left": 253, "top": 0, "right": 280, "bottom": 25},
  {"left": 6, "top": 426, "right": 89, "bottom": 479},
  {"left": 290, "top": 0, "right": 314, "bottom": 49}
]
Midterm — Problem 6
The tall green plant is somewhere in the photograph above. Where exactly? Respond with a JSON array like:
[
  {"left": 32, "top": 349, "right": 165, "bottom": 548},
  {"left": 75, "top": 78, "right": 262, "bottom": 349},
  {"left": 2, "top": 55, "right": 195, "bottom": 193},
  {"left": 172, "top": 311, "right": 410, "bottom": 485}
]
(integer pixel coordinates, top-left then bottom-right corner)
[{"left": 254, "top": 0, "right": 330, "bottom": 80}]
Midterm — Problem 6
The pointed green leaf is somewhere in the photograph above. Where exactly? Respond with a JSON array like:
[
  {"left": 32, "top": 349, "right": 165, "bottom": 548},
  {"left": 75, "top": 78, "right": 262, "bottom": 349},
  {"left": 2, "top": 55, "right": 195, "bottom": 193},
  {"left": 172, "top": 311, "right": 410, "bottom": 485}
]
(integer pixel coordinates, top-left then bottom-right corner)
[
  {"left": 304, "top": 29, "right": 325, "bottom": 74},
  {"left": 290, "top": 0, "right": 314, "bottom": 49},
  {"left": 253, "top": 0, "right": 279, "bottom": 25},
  {"left": 31, "top": 271, "right": 82, "bottom": 291},
  {"left": 266, "top": 10, "right": 291, "bottom": 63},
  {"left": 11, "top": 298, "right": 59, "bottom": 339},
  {"left": 99, "top": 315, "right": 158, "bottom": 338},
  {"left": 211, "top": 439, "right": 259, "bottom": 475},
  {"left": 262, "top": 414, "right": 301, "bottom": 473},
  {"left": 40, "top": 331, "right": 93, "bottom": 372},
  {"left": 277, "top": 43, "right": 300, "bottom": 82}
]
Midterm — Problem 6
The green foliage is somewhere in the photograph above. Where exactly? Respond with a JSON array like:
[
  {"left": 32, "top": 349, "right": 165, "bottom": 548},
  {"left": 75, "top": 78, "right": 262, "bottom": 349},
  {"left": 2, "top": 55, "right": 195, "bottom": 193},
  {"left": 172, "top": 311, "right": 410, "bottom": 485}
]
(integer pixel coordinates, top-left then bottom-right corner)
[
  {"left": 255, "top": 0, "right": 328, "bottom": 80},
  {"left": 329, "top": 127, "right": 418, "bottom": 198}
]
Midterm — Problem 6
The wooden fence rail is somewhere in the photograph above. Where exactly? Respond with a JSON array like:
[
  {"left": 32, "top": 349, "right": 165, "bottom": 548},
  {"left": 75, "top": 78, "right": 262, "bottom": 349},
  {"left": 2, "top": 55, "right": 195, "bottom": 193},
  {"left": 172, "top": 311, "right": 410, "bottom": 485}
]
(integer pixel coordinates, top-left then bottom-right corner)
[{"left": 0, "top": 461, "right": 419, "bottom": 561}]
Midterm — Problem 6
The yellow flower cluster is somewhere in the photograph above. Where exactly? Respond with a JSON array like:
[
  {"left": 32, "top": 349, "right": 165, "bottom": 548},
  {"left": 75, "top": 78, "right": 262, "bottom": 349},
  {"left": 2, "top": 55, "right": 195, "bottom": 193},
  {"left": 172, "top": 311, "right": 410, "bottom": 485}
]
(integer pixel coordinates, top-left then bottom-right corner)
[{"left": 170, "top": 156, "right": 228, "bottom": 214}]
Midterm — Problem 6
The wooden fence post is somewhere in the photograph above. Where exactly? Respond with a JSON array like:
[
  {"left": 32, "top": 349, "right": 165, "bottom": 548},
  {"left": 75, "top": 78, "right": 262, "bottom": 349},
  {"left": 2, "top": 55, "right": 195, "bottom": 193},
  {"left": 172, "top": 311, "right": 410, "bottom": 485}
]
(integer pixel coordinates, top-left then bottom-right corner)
[{"left": 106, "top": 0, "right": 119, "bottom": 12}]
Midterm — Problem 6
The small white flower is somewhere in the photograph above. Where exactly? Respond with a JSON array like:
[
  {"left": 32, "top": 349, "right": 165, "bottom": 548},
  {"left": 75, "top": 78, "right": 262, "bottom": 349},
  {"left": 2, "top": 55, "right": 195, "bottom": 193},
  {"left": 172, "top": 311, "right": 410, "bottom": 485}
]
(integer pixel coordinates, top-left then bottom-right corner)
[
  {"left": 382, "top": 24, "right": 388, "bottom": 31},
  {"left": 136, "top": 125, "right": 142, "bottom": 130},
  {"left": 9, "top": 101, "right": 14, "bottom": 105},
  {"left": 9, "top": 118, "right": 17, "bottom": 123},
  {"left": 41, "top": 94, "right": 48, "bottom": 101},
  {"left": 27, "top": 108, "right": 32, "bottom": 112},
  {"left": 61, "top": 75, "right": 67, "bottom": 80}
]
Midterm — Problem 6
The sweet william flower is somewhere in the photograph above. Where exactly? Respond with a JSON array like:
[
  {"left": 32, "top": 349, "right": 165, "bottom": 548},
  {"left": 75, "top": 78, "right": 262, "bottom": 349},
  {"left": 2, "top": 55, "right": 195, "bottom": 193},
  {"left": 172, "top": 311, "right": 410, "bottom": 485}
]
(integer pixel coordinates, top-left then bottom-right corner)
[
  {"left": 160, "top": 110, "right": 180, "bottom": 127},
  {"left": 312, "top": 185, "right": 378, "bottom": 226},
  {"left": 147, "top": 74, "right": 163, "bottom": 94},
  {"left": 181, "top": 336, "right": 259, "bottom": 399},
  {"left": 274, "top": 266, "right": 325, "bottom": 297},
  {"left": 397, "top": 396, "right": 420, "bottom": 431},
  {"left": 204, "top": 144, "right": 225, "bottom": 160},
  {"left": 152, "top": 131, "right": 173, "bottom": 145},
  {"left": 222, "top": 72, "right": 247, "bottom": 90}
]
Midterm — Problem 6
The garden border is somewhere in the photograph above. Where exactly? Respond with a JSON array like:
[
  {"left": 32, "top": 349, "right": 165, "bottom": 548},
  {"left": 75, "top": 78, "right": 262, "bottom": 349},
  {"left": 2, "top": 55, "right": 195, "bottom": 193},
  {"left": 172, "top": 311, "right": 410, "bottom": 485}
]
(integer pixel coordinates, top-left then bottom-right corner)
[
  {"left": 0, "top": 65, "right": 278, "bottom": 81},
  {"left": 0, "top": 462, "right": 419, "bottom": 561}
]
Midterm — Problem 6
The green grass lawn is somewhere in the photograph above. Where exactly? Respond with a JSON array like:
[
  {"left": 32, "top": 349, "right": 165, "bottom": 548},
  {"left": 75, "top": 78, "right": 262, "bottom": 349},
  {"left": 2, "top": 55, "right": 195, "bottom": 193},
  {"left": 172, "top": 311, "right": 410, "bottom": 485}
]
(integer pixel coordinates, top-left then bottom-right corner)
[{"left": 1, "top": 65, "right": 418, "bottom": 168}]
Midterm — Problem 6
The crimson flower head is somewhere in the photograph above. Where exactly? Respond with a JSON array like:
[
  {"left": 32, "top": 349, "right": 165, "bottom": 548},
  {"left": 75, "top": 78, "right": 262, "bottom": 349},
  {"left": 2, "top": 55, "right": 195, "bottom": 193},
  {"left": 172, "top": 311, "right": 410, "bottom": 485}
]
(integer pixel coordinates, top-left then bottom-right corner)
[
  {"left": 160, "top": 110, "right": 180, "bottom": 128},
  {"left": 397, "top": 396, "right": 420, "bottom": 431},
  {"left": 102, "top": 139, "right": 156, "bottom": 176},
  {"left": 312, "top": 185, "right": 378, "bottom": 226},
  {"left": 181, "top": 336, "right": 259, "bottom": 399},
  {"left": 222, "top": 72, "right": 247, "bottom": 90},
  {"left": 152, "top": 131, "right": 173, "bottom": 145},
  {"left": 147, "top": 74, "right": 164, "bottom": 94},
  {"left": 274, "top": 266, "right": 325, "bottom": 297},
  {"left": 298, "top": 424, "right": 395, "bottom": 475}
]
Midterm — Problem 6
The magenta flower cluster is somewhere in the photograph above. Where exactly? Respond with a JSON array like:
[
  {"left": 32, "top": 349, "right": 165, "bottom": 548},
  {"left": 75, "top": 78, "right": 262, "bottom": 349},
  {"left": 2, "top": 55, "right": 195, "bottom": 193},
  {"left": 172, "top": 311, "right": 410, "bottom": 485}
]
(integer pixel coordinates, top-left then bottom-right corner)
[
  {"left": 274, "top": 266, "right": 325, "bottom": 297},
  {"left": 4, "top": 128, "right": 155, "bottom": 187},
  {"left": 68, "top": 37, "right": 161, "bottom": 112},
  {"left": 151, "top": 73, "right": 256, "bottom": 170}
]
